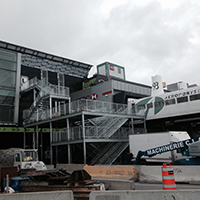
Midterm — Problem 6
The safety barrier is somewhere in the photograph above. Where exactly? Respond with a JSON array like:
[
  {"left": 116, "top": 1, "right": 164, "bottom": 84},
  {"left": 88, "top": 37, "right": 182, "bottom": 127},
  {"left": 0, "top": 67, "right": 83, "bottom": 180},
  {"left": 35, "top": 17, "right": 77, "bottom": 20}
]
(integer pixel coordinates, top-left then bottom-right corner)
[
  {"left": 84, "top": 165, "right": 137, "bottom": 179},
  {"left": 0, "top": 190, "right": 73, "bottom": 200},
  {"left": 90, "top": 190, "right": 200, "bottom": 200},
  {"left": 136, "top": 165, "right": 200, "bottom": 184},
  {"left": 162, "top": 163, "right": 176, "bottom": 190}
]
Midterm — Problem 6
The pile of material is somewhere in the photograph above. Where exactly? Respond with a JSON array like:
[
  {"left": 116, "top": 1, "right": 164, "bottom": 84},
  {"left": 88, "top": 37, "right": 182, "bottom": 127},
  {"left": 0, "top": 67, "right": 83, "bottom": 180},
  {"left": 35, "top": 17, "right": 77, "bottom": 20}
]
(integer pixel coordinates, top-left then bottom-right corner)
[
  {"left": 0, "top": 148, "right": 20, "bottom": 167},
  {"left": 21, "top": 169, "right": 109, "bottom": 200}
]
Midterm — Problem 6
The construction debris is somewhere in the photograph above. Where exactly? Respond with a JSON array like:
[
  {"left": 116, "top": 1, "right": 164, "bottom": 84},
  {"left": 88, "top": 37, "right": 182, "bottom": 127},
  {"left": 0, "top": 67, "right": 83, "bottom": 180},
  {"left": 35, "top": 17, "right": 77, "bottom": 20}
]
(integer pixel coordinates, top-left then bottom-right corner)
[{"left": 20, "top": 169, "right": 109, "bottom": 200}]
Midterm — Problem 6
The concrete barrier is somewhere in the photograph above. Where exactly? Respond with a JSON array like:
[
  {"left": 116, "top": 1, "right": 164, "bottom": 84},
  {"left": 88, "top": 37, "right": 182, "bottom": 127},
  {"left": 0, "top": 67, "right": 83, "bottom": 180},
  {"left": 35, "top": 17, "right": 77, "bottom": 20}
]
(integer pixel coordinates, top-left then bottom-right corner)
[
  {"left": 84, "top": 165, "right": 137, "bottom": 180},
  {"left": 90, "top": 190, "right": 200, "bottom": 200},
  {"left": 92, "top": 177, "right": 135, "bottom": 190},
  {"left": 0, "top": 190, "right": 73, "bottom": 200},
  {"left": 137, "top": 165, "right": 200, "bottom": 184},
  {"left": 56, "top": 164, "right": 85, "bottom": 173},
  {"left": 46, "top": 165, "right": 54, "bottom": 170}
]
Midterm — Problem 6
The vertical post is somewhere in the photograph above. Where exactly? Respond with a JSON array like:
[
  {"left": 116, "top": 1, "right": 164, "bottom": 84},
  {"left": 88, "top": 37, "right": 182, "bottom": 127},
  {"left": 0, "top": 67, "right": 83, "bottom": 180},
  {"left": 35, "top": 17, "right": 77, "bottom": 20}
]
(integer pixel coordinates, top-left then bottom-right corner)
[
  {"left": 33, "top": 89, "right": 36, "bottom": 106},
  {"left": 58, "top": 102, "right": 61, "bottom": 116},
  {"left": 143, "top": 118, "right": 147, "bottom": 133},
  {"left": 23, "top": 128, "right": 26, "bottom": 149},
  {"left": 36, "top": 125, "right": 39, "bottom": 149},
  {"left": 40, "top": 129, "right": 43, "bottom": 160},
  {"left": 131, "top": 118, "right": 134, "bottom": 134},
  {"left": 50, "top": 97, "right": 52, "bottom": 119},
  {"left": 6, "top": 174, "right": 9, "bottom": 193},
  {"left": 82, "top": 113, "right": 86, "bottom": 164},
  {"left": 50, "top": 122, "right": 53, "bottom": 165},
  {"left": 67, "top": 118, "right": 71, "bottom": 164},
  {"left": 55, "top": 101, "right": 58, "bottom": 113},
  {"left": 33, "top": 129, "right": 35, "bottom": 149},
  {"left": 56, "top": 146, "right": 58, "bottom": 165}
]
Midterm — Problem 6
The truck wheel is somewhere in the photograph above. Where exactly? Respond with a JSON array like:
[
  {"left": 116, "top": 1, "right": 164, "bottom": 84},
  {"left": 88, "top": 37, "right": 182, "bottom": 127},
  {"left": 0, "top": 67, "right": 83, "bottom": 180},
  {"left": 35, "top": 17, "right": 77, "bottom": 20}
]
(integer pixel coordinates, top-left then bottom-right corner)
[
  {"left": 173, "top": 161, "right": 185, "bottom": 165},
  {"left": 139, "top": 160, "right": 147, "bottom": 165}
]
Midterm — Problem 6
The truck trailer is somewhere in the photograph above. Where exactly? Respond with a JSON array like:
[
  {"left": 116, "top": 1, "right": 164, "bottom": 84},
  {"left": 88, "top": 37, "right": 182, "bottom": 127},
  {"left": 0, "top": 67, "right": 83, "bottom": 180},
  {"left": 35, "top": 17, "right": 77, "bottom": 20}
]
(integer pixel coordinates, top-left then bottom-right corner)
[{"left": 129, "top": 131, "right": 200, "bottom": 165}]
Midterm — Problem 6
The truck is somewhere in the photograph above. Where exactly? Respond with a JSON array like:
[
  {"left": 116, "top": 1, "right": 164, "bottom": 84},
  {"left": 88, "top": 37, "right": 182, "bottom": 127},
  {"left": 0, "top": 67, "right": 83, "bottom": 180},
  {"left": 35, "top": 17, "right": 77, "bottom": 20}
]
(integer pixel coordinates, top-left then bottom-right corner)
[
  {"left": 129, "top": 131, "right": 200, "bottom": 165},
  {"left": 14, "top": 149, "right": 47, "bottom": 171}
]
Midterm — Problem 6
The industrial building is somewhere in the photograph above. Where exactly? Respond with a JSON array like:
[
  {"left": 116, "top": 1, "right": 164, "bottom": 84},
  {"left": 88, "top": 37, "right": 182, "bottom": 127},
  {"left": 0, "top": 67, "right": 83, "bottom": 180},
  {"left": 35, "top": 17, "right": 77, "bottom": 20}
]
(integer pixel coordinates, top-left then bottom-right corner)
[
  {"left": 0, "top": 40, "right": 152, "bottom": 165},
  {"left": 1, "top": 40, "right": 200, "bottom": 165}
]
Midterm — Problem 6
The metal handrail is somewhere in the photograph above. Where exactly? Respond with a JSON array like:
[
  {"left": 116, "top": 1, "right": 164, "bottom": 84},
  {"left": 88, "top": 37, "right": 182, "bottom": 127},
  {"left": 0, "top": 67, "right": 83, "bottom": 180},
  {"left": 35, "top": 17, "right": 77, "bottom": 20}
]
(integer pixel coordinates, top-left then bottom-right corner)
[
  {"left": 23, "top": 98, "right": 145, "bottom": 125},
  {"left": 22, "top": 77, "right": 70, "bottom": 120}
]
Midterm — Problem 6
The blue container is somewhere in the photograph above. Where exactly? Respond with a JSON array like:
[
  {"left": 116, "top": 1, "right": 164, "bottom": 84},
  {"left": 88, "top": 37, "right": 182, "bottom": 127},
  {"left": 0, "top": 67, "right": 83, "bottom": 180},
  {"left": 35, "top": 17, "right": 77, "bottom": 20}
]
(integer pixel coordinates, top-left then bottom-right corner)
[{"left": 3, "top": 176, "right": 29, "bottom": 192}]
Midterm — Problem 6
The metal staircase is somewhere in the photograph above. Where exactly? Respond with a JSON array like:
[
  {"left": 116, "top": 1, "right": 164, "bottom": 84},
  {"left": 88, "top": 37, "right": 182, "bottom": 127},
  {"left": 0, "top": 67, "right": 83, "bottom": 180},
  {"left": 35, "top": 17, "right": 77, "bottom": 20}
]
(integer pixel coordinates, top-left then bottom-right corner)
[
  {"left": 89, "top": 142, "right": 129, "bottom": 165},
  {"left": 85, "top": 117, "right": 128, "bottom": 139},
  {"left": 21, "top": 77, "right": 69, "bottom": 123}
]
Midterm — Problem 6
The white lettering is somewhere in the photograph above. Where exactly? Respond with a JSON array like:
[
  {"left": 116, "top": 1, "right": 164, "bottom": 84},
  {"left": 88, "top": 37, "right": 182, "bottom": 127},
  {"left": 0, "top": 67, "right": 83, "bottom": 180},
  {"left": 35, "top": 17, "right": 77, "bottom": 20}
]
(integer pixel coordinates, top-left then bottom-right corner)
[
  {"left": 155, "top": 148, "right": 160, "bottom": 153},
  {"left": 180, "top": 141, "right": 184, "bottom": 148},
  {"left": 185, "top": 140, "right": 190, "bottom": 146},
  {"left": 147, "top": 150, "right": 152, "bottom": 156},
  {"left": 151, "top": 149, "right": 156, "bottom": 154}
]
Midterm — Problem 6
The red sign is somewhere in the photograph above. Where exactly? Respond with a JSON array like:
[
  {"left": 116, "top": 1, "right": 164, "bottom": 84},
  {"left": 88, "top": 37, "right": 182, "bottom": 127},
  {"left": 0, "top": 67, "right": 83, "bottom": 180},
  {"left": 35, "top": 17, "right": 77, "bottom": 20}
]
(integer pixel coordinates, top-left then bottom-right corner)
[
  {"left": 109, "top": 64, "right": 114, "bottom": 71},
  {"left": 102, "top": 90, "right": 112, "bottom": 96},
  {"left": 90, "top": 93, "right": 98, "bottom": 100}
]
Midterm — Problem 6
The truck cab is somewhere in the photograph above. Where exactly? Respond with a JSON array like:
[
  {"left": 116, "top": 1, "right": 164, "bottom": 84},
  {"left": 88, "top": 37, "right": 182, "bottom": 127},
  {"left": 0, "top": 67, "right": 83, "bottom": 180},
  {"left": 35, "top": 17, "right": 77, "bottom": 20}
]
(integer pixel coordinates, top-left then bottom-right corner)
[{"left": 14, "top": 149, "right": 47, "bottom": 171}]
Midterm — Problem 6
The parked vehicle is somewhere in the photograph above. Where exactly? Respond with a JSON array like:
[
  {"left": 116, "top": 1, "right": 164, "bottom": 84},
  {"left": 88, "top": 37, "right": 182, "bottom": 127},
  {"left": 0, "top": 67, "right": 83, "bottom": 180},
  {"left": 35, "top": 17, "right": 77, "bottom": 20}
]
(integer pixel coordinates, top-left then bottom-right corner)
[
  {"left": 129, "top": 131, "right": 200, "bottom": 165},
  {"left": 14, "top": 149, "right": 47, "bottom": 171}
]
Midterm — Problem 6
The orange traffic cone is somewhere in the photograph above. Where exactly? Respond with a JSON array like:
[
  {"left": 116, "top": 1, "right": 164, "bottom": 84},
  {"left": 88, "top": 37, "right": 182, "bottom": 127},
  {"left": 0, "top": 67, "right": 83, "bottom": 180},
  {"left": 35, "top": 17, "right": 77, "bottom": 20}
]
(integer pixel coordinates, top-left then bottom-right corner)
[{"left": 162, "top": 163, "right": 176, "bottom": 190}]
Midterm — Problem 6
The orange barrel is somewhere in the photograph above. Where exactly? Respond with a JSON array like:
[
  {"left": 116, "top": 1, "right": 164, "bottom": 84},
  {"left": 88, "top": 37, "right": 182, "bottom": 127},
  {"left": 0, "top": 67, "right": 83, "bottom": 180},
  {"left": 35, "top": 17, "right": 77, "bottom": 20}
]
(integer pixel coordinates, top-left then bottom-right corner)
[{"left": 162, "top": 163, "right": 176, "bottom": 190}]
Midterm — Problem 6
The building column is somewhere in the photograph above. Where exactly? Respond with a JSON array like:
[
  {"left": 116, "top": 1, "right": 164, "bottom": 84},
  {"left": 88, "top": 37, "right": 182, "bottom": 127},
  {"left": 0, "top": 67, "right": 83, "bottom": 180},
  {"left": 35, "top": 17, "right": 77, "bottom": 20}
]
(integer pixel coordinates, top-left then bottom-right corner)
[
  {"left": 50, "top": 122, "right": 53, "bottom": 165},
  {"left": 40, "top": 129, "right": 43, "bottom": 160},
  {"left": 23, "top": 128, "right": 26, "bottom": 149},
  {"left": 33, "top": 130, "right": 35, "bottom": 149},
  {"left": 82, "top": 113, "right": 86, "bottom": 164},
  {"left": 36, "top": 125, "right": 39, "bottom": 149},
  {"left": 143, "top": 118, "right": 147, "bottom": 133},
  {"left": 67, "top": 118, "right": 71, "bottom": 164},
  {"left": 50, "top": 97, "right": 52, "bottom": 119},
  {"left": 131, "top": 118, "right": 134, "bottom": 134}
]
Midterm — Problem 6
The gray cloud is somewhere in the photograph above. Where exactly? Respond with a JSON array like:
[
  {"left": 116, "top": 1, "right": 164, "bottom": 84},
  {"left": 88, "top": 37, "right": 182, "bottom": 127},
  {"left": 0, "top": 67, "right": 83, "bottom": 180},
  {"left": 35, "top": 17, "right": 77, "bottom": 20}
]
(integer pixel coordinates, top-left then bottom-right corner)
[{"left": 0, "top": 0, "right": 200, "bottom": 86}]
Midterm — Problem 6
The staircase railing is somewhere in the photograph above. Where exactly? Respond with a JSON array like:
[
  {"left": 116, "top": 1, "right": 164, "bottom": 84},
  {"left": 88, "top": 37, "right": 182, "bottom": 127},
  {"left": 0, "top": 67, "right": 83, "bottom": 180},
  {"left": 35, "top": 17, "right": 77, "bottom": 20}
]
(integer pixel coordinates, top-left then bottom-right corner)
[
  {"left": 22, "top": 77, "right": 69, "bottom": 121},
  {"left": 89, "top": 142, "right": 129, "bottom": 165},
  {"left": 23, "top": 98, "right": 145, "bottom": 125},
  {"left": 103, "top": 142, "right": 129, "bottom": 165}
]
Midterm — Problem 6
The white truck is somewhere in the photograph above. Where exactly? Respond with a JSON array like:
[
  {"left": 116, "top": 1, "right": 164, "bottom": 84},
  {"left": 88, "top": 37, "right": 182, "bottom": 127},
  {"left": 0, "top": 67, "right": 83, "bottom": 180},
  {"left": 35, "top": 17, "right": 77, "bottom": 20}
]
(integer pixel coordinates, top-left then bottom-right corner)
[
  {"left": 129, "top": 131, "right": 200, "bottom": 165},
  {"left": 14, "top": 149, "right": 47, "bottom": 171}
]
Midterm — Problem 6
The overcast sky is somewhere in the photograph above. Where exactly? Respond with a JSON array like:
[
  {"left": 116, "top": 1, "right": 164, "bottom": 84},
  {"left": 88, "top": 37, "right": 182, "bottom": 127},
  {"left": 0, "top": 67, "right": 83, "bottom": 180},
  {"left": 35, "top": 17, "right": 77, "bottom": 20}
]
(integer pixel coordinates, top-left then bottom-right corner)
[{"left": 0, "top": 0, "right": 200, "bottom": 86}]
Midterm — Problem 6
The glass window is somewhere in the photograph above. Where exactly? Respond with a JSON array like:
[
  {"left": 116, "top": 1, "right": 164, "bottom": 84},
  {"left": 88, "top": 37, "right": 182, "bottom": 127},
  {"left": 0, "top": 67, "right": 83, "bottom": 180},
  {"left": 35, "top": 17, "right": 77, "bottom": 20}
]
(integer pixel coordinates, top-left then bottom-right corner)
[
  {"left": 137, "top": 104, "right": 145, "bottom": 110},
  {"left": 118, "top": 68, "right": 121, "bottom": 74},
  {"left": 59, "top": 73, "right": 64, "bottom": 86},
  {"left": 0, "top": 69, "right": 16, "bottom": 87},
  {"left": 190, "top": 94, "right": 200, "bottom": 101},
  {"left": 0, "top": 49, "right": 17, "bottom": 61},
  {"left": 155, "top": 101, "right": 164, "bottom": 107},
  {"left": 22, "top": 151, "right": 38, "bottom": 161},
  {"left": 177, "top": 96, "right": 188, "bottom": 103},
  {"left": 0, "top": 89, "right": 15, "bottom": 97},
  {"left": 147, "top": 102, "right": 153, "bottom": 109},
  {"left": 15, "top": 153, "right": 20, "bottom": 162},
  {"left": 0, "top": 96, "right": 15, "bottom": 105},
  {"left": 0, "top": 105, "right": 14, "bottom": 122},
  {"left": 0, "top": 59, "right": 16, "bottom": 71},
  {"left": 165, "top": 99, "right": 176, "bottom": 105}
]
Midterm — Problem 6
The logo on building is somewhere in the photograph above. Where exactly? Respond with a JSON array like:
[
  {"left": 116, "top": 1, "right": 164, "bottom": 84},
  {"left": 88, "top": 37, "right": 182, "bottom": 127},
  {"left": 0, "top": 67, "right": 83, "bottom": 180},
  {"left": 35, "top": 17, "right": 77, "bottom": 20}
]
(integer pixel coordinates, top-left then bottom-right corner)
[
  {"left": 90, "top": 93, "right": 98, "bottom": 100},
  {"left": 109, "top": 64, "right": 114, "bottom": 71}
]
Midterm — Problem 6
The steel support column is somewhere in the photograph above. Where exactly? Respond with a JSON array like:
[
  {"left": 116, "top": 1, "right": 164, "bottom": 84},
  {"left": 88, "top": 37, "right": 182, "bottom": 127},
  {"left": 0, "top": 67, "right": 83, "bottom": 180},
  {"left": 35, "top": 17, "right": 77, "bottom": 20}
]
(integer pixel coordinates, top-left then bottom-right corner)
[
  {"left": 67, "top": 118, "right": 71, "bottom": 164},
  {"left": 23, "top": 128, "right": 26, "bottom": 149},
  {"left": 50, "top": 122, "right": 53, "bottom": 165},
  {"left": 36, "top": 125, "right": 39, "bottom": 149},
  {"left": 82, "top": 113, "right": 86, "bottom": 164},
  {"left": 143, "top": 118, "right": 147, "bottom": 133}
]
